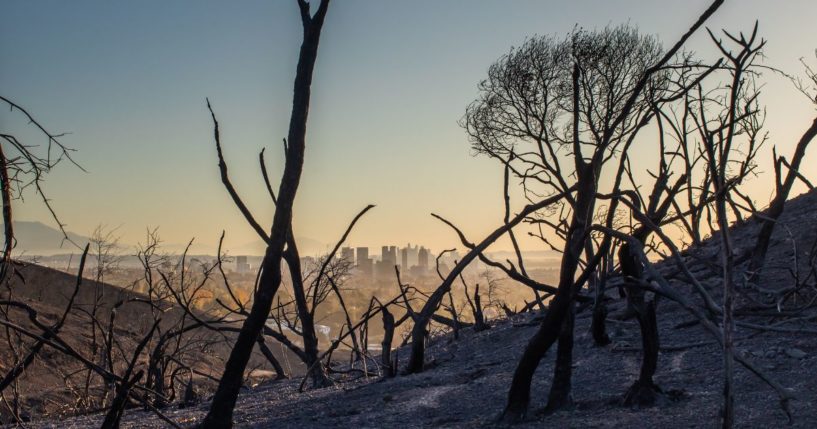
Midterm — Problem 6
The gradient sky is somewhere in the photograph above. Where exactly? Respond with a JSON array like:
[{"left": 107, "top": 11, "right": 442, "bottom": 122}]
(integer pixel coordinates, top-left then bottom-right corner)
[{"left": 2, "top": 0, "right": 816, "bottom": 255}]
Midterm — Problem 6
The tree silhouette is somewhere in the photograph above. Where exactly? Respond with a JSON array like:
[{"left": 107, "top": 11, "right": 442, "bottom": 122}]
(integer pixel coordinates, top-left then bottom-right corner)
[
  {"left": 201, "top": 1, "right": 331, "bottom": 427},
  {"left": 460, "top": 1, "right": 726, "bottom": 420}
]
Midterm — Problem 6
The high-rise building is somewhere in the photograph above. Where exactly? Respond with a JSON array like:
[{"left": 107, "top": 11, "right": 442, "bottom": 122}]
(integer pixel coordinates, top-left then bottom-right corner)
[
  {"left": 405, "top": 243, "right": 419, "bottom": 268},
  {"left": 356, "top": 247, "right": 372, "bottom": 277},
  {"left": 381, "top": 246, "right": 397, "bottom": 266},
  {"left": 341, "top": 246, "right": 355, "bottom": 265},
  {"left": 356, "top": 247, "right": 369, "bottom": 264},
  {"left": 236, "top": 255, "right": 250, "bottom": 274},
  {"left": 418, "top": 247, "right": 429, "bottom": 270},
  {"left": 376, "top": 245, "right": 398, "bottom": 280},
  {"left": 400, "top": 243, "right": 421, "bottom": 269}
]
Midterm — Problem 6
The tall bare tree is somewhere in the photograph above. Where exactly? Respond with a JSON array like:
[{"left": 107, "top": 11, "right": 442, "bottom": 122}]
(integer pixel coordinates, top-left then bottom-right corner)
[
  {"left": 458, "top": 1, "right": 725, "bottom": 420},
  {"left": 201, "top": 1, "right": 330, "bottom": 427}
]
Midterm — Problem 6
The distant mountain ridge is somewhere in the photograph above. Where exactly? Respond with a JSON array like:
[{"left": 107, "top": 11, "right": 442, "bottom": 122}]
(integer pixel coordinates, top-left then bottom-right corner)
[
  {"left": 4, "top": 221, "right": 89, "bottom": 255},
  {"left": 3, "top": 221, "right": 330, "bottom": 257}
]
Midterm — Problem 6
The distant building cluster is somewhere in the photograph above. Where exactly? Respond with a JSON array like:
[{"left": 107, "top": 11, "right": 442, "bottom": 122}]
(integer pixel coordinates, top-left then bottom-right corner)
[
  {"left": 339, "top": 243, "right": 434, "bottom": 281},
  {"left": 230, "top": 243, "right": 453, "bottom": 282}
]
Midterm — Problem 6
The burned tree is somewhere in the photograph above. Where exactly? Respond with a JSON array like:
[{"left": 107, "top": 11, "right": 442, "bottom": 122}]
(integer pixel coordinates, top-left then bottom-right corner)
[
  {"left": 404, "top": 28, "right": 667, "bottom": 378},
  {"left": 747, "top": 52, "right": 817, "bottom": 283},
  {"left": 404, "top": 190, "right": 569, "bottom": 374},
  {"left": 0, "top": 95, "right": 84, "bottom": 423},
  {"left": 0, "top": 95, "right": 82, "bottom": 277},
  {"left": 608, "top": 42, "right": 762, "bottom": 404},
  {"left": 201, "top": 1, "right": 331, "bottom": 426},
  {"left": 451, "top": 0, "right": 739, "bottom": 420},
  {"left": 461, "top": 14, "right": 722, "bottom": 417},
  {"left": 0, "top": 97, "right": 227, "bottom": 424},
  {"left": 699, "top": 25, "right": 765, "bottom": 427}
]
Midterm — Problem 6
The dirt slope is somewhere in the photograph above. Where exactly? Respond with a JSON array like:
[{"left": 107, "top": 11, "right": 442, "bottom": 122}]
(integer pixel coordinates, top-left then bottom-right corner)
[{"left": 0, "top": 263, "right": 301, "bottom": 423}]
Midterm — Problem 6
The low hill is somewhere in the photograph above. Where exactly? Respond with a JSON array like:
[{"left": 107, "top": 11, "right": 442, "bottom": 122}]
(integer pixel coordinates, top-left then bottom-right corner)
[{"left": 0, "top": 261, "right": 302, "bottom": 423}]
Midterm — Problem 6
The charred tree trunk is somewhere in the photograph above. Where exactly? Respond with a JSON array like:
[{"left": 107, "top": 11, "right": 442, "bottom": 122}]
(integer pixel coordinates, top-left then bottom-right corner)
[
  {"left": 145, "top": 337, "right": 168, "bottom": 409},
  {"left": 256, "top": 335, "right": 287, "bottom": 380},
  {"left": 747, "top": 117, "right": 817, "bottom": 282},
  {"left": 152, "top": 360, "right": 167, "bottom": 409},
  {"left": 620, "top": 242, "right": 661, "bottom": 406},
  {"left": 554, "top": 239, "right": 590, "bottom": 425},
  {"left": 503, "top": 160, "right": 597, "bottom": 421},
  {"left": 100, "top": 370, "right": 143, "bottom": 429},
  {"left": 472, "top": 284, "right": 489, "bottom": 332},
  {"left": 502, "top": 292, "right": 575, "bottom": 421},
  {"left": 201, "top": 2, "right": 330, "bottom": 427},
  {"left": 716, "top": 188, "right": 735, "bottom": 428},
  {"left": 381, "top": 306, "right": 395, "bottom": 377},
  {"left": 282, "top": 245, "right": 329, "bottom": 386},
  {"left": 182, "top": 375, "right": 197, "bottom": 408},
  {"left": 545, "top": 300, "right": 575, "bottom": 412},
  {"left": 146, "top": 334, "right": 174, "bottom": 410},
  {"left": 0, "top": 144, "right": 13, "bottom": 279},
  {"left": 102, "top": 320, "right": 158, "bottom": 428},
  {"left": 623, "top": 300, "right": 660, "bottom": 406},
  {"left": 591, "top": 251, "right": 612, "bottom": 346},
  {"left": 590, "top": 295, "right": 610, "bottom": 347}
]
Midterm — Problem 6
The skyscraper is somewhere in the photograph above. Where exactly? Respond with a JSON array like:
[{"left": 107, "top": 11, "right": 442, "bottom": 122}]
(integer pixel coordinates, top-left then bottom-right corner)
[
  {"left": 356, "top": 247, "right": 369, "bottom": 264},
  {"left": 376, "top": 245, "right": 398, "bottom": 280},
  {"left": 404, "top": 243, "right": 419, "bottom": 267},
  {"left": 341, "top": 246, "right": 355, "bottom": 265},
  {"left": 381, "top": 246, "right": 397, "bottom": 266},
  {"left": 356, "top": 247, "right": 372, "bottom": 277},
  {"left": 236, "top": 255, "right": 250, "bottom": 274},
  {"left": 418, "top": 247, "right": 429, "bottom": 270}
]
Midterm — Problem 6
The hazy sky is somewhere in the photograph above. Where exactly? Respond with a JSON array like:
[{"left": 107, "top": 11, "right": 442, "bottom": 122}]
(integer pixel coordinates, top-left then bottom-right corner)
[{"left": 2, "top": 0, "right": 816, "bottom": 255}]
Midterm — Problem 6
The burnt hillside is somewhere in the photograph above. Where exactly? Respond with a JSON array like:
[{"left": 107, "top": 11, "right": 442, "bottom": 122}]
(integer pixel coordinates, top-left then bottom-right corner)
[
  {"left": 28, "top": 188, "right": 817, "bottom": 428},
  {"left": 0, "top": 262, "right": 301, "bottom": 423}
]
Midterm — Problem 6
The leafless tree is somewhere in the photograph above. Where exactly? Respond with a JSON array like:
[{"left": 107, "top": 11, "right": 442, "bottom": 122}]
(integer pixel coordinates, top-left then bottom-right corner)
[
  {"left": 404, "top": 189, "right": 569, "bottom": 376},
  {"left": 201, "top": 1, "right": 332, "bottom": 426},
  {"left": 78, "top": 226, "right": 123, "bottom": 405},
  {"left": 596, "top": 224, "right": 793, "bottom": 421},
  {"left": 747, "top": 51, "right": 817, "bottom": 283},
  {"left": 458, "top": 4, "right": 729, "bottom": 416},
  {"left": 682, "top": 25, "right": 765, "bottom": 426},
  {"left": 0, "top": 96, "right": 82, "bottom": 274},
  {"left": 0, "top": 95, "right": 82, "bottom": 423}
]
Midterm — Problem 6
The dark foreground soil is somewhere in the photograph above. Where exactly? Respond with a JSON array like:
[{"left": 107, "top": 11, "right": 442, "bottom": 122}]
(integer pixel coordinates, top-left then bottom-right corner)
[{"left": 33, "top": 305, "right": 813, "bottom": 428}]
